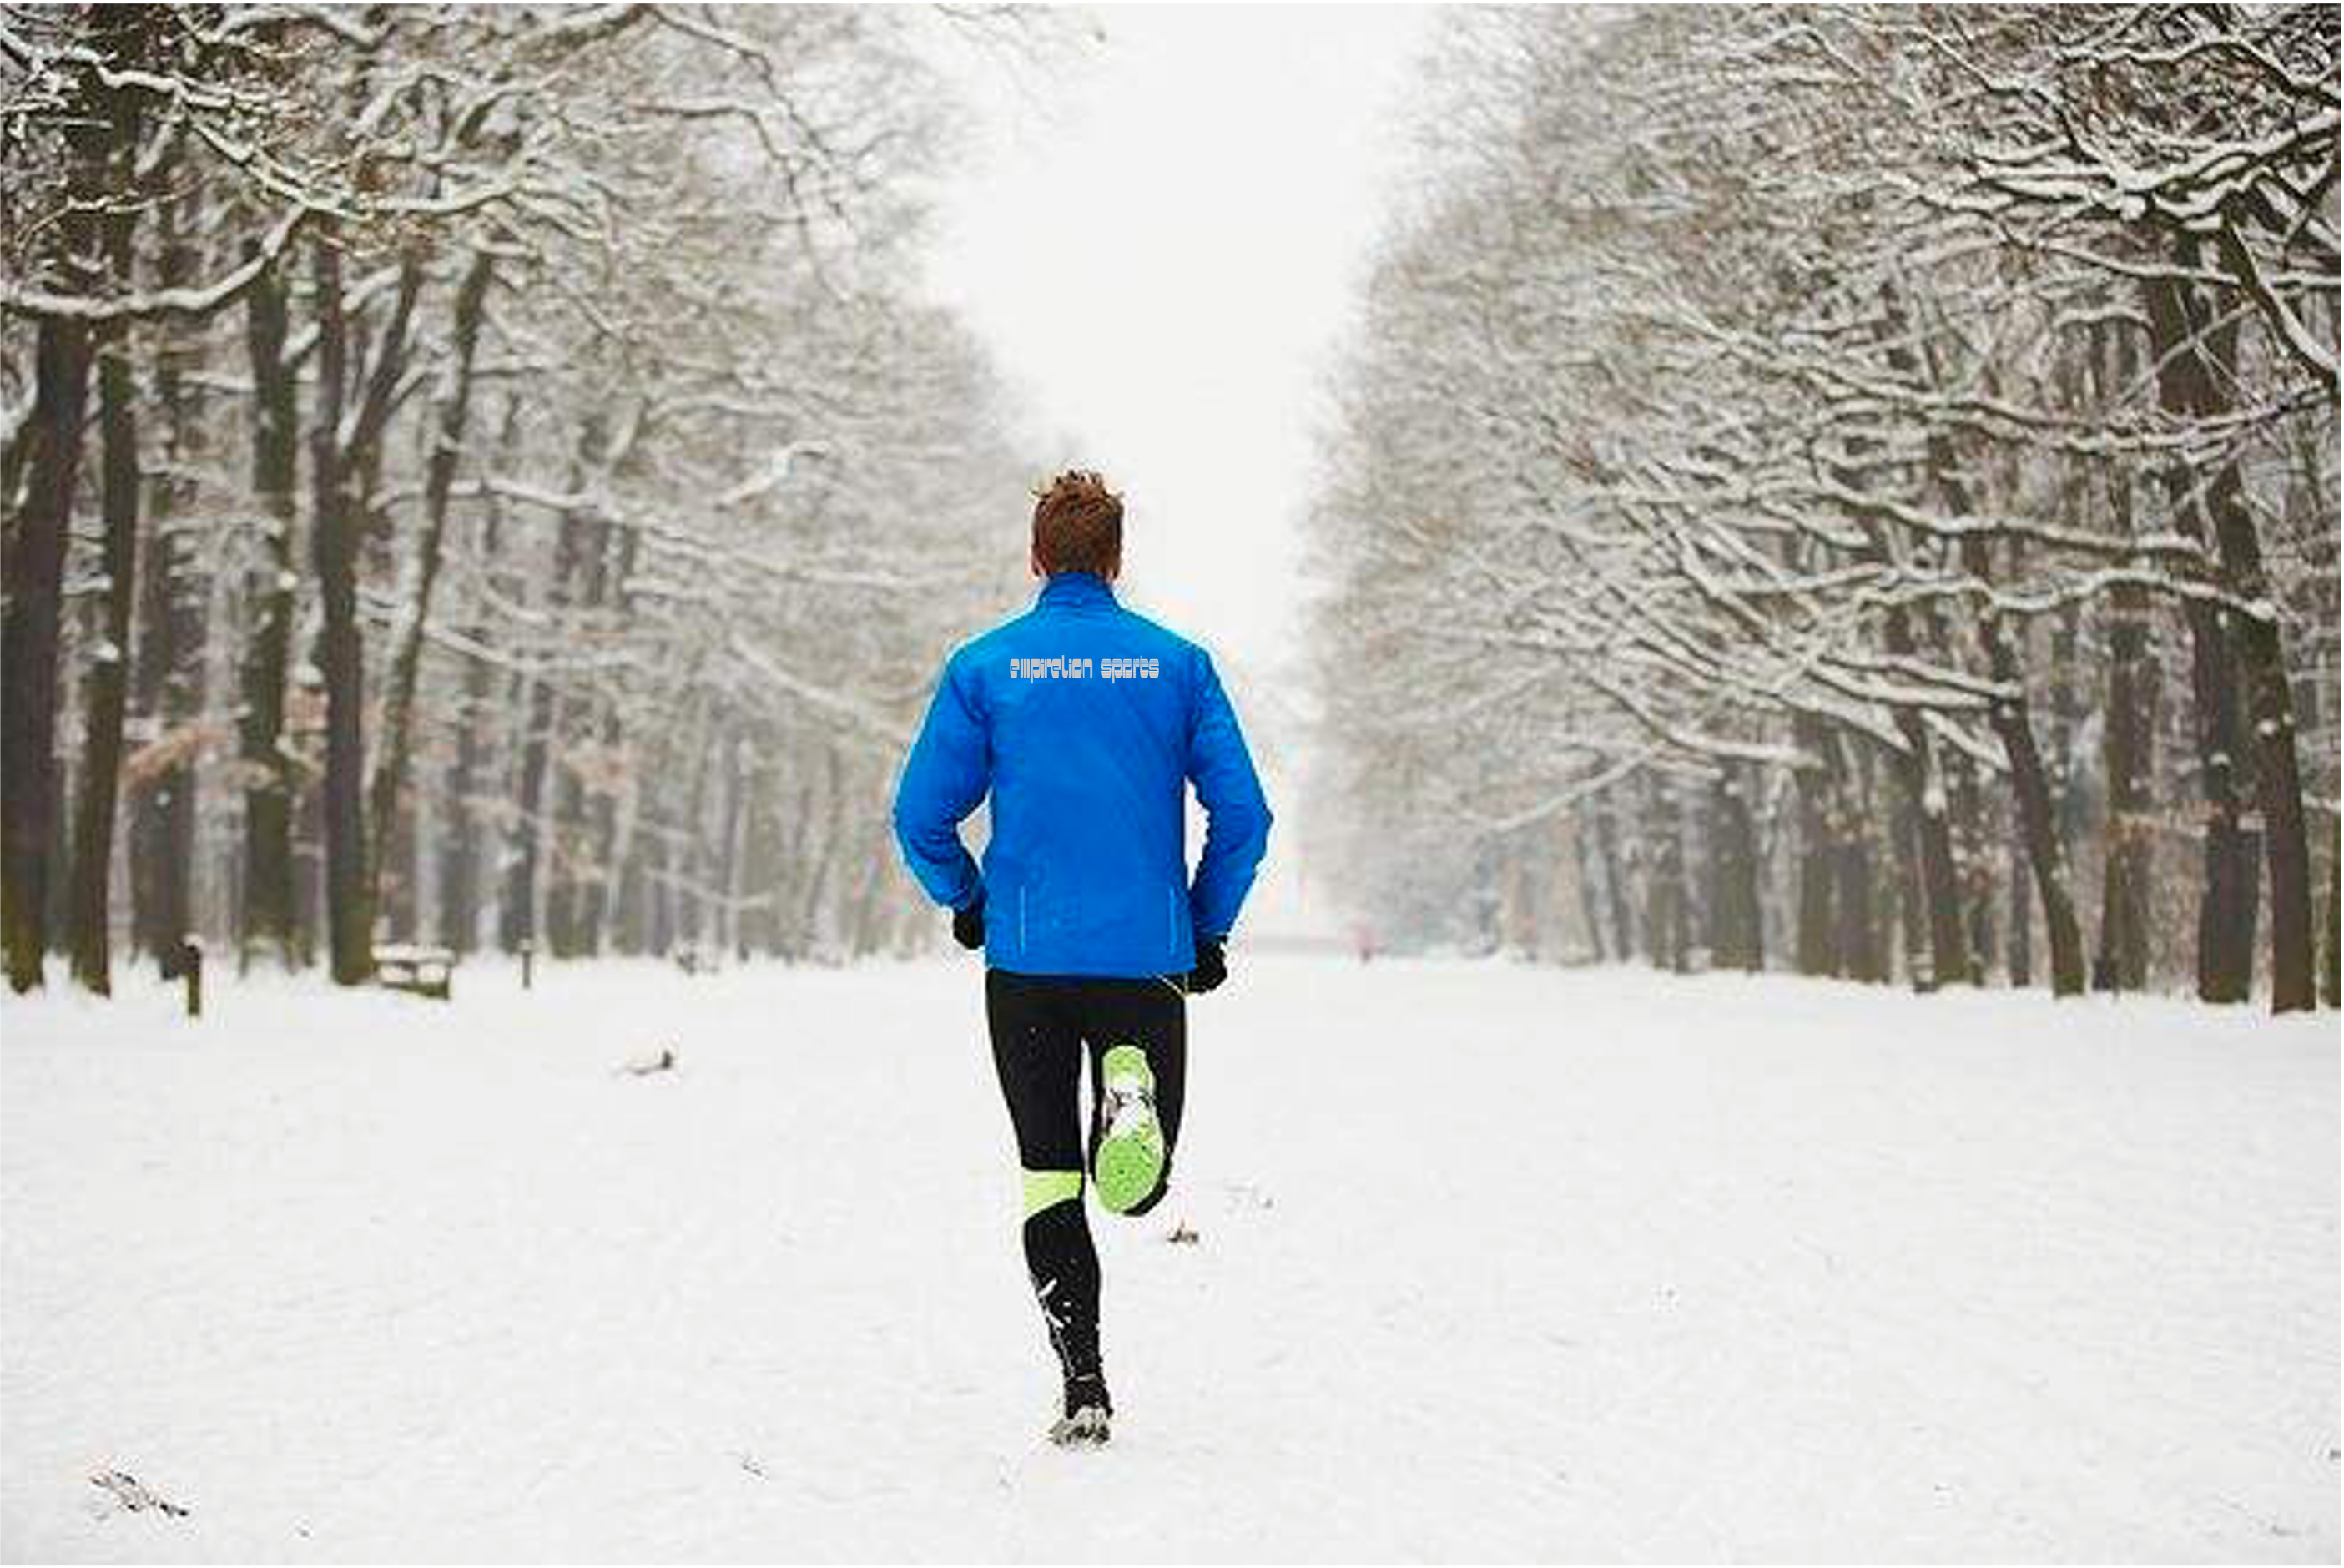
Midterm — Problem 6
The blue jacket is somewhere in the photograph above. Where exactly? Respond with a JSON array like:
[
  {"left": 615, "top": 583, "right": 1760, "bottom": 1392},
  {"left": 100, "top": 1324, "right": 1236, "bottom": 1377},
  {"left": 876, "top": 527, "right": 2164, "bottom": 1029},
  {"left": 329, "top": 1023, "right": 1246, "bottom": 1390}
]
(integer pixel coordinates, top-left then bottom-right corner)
[{"left": 891, "top": 572, "right": 1273, "bottom": 977}]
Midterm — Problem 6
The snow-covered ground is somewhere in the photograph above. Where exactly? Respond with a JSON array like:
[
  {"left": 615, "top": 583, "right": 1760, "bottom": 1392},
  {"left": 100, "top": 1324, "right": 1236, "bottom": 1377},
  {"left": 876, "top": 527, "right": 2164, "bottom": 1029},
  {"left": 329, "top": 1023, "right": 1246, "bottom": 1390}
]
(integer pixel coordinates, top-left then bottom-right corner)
[{"left": 2, "top": 956, "right": 2335, "bottom": 1563}]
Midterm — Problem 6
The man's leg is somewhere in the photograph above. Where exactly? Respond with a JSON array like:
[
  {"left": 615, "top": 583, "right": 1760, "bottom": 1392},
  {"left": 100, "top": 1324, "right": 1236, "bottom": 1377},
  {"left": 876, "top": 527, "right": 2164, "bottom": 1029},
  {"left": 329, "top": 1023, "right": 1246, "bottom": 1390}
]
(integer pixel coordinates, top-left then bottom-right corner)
[
  {"left": 1082, "top": 977, "right": 1188, "bottom": 1218},
  {"left": 985, "top": 970, "right": 1106, "bottom": 1413}
]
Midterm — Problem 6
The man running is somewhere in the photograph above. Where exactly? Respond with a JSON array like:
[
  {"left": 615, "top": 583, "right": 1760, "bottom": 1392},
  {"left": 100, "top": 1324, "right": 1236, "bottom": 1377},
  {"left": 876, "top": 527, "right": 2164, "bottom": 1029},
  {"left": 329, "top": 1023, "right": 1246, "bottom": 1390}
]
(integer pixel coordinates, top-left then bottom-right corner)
[{"left": 890, "top": 470, "right": 1273, "bottom": 1445}]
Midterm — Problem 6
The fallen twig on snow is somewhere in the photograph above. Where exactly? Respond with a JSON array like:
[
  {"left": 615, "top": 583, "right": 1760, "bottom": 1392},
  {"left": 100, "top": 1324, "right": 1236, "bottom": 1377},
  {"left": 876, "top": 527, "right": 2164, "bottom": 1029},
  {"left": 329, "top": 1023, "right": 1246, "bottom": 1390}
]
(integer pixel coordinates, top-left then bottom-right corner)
[{"left": 90, "top": 1470, "right": 189, "bottom": 1518}]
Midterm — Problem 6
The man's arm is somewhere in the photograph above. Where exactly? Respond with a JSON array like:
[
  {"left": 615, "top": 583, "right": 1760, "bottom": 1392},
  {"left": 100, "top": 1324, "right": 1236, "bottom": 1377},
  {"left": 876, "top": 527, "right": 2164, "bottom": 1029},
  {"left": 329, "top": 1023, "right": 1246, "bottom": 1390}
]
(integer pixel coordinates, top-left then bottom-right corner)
[
  {"left": 1186, "top": 648, "right": 1273, "bottom": 940},
  {"left": 891, "top": 652, "right": 988, "bottom": 911}
]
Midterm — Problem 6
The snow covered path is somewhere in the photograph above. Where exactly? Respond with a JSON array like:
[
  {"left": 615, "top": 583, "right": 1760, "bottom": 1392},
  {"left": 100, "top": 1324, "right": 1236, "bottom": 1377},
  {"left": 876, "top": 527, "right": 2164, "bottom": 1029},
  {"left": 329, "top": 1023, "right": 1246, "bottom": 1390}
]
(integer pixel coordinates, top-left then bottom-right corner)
[{"left": 3, "top": 957, "right": 2336, "bottom": 1562}]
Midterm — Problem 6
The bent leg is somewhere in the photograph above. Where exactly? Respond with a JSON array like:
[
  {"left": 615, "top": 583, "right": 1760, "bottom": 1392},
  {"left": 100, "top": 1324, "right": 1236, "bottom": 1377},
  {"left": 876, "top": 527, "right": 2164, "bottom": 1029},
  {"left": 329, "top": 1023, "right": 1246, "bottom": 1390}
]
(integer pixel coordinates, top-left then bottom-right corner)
[{"left": 1081, "top": 977, "right": 1188, "bottom": 1217}]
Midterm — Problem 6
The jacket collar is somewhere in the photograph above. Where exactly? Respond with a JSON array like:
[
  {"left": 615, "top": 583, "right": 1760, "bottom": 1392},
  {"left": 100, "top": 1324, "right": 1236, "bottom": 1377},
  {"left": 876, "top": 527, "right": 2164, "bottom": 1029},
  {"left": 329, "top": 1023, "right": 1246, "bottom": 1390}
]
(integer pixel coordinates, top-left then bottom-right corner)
[{"left": 1036, "top": 572, "right": 1116, "bottom": 610}]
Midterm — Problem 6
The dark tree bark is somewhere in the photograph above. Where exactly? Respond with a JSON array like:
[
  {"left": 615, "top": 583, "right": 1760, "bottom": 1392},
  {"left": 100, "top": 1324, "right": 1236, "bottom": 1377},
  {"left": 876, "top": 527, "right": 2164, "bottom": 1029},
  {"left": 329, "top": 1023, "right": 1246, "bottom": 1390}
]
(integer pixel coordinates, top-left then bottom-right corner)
[
  {"left": 499, "top": 669, "right": 557, "bottom": 955},
  {"left": 738, "top": 752, "right": 781, "bottom": 957},
  {"left": 308, "top": 236, "right": 365, "bottom": 981},
  {"left": 2141, "top": 262, "right": 2274, "bottom": 1004},
  {"left": 65, "top": 201, "right": 147, "bottom": 994},
  {"left": 2, "top": 320, "right": 92, "bottom": 994},
  {"left": 1966, "top": 605, "right": 2084, "bottom": 994},
  {"left": 370, "top": 250, "right": 493, "bottom": 922},
  {"left": 307, "top": 242, "right": 420, "bottom": 984},
  {"left": 1832, "top": 738, "right": 1881, "bottom": 984},
  {"left": 1884, "top": 740, "right": 1940, "bottom": 984},
  {"left": 2323, "top": 842, "right": 2341, "bottom": 1010},
  {"left": 1883, "top": 692, "right": 1968, "bottom": 991},
  {"left": 541, "top": 419, "right": 612, "bottom": 960},
  {"left": 500, "top": 487, "right": 587, "bottom": 955},
  {"left": 130, "top": 194, "right": 206, "bottom": 968},
  {"left": 1958, "top": 765, "right": 1997, "bottom": 982},
  {"left": 2173, "top": 289, "right": 2317, "bottom": 1013},
  {"left": 238, "top": 251, "right": 301, "bottom": 966},
  {"left": 2089, "top": 323, "right": 2155, "bottom": 992},
  {"left": 0, "top": 11, "right": 157, "bottom": 991},
  {"left": 1830, "top": 396, "right": 1968, "bottom": 990},
  {"left": 2006, "top": 843, "right": 2033, "bottom": 989},
  {"left": 577, "top": 522, "right": 638, "bottom": 955},
  {"left": 1902, "top": 401, "right": 2079, "bottom": 992},
  {"left": 577, "top": 694, "right": 626, "bottom": 955},
  {"left": 1572, "top": 815, "right": 1609, "bottom": 962},
  {"left": 542, "top": 517, "right": 607, "bottom": 960},
  {"left": 1595, "top": 789, "right": 1635, "bottom": 960},
  {"left": 717, "top": 729, "right": 750, "bottom": 960},
  {"left": 1706, "top": 767, "right": 1763, "bottom": 971},
  {"left": 309, "top": 236, "right": 368, "bottom": 983},
  {"left": 437, "top": 500, "right": 502, "bottom": 955},
  {"left": 1792, "top": 716, "right": 1840, "bottom": 976},
  {"left": 1641, "top": 774, "right": 1690, "bottom": 973}
]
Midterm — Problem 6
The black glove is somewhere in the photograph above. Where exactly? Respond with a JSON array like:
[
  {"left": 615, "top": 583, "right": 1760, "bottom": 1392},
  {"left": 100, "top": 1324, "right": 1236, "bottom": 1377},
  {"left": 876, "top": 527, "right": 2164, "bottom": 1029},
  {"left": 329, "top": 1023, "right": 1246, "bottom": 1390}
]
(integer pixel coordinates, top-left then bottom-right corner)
[
  {"left": 951, "top": 890, "right": 985, "bottom": 950},
  {"left": 1187, "top": 936, "right": 1227, "bottom": 995}
]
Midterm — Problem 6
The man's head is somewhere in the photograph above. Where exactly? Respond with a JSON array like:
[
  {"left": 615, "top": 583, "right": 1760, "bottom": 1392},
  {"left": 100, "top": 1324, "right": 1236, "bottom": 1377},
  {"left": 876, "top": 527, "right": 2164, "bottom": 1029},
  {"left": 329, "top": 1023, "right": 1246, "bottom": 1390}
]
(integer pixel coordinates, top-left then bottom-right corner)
[{"left": 1031, "top": 470, "right": 1123, "bottom": 581}]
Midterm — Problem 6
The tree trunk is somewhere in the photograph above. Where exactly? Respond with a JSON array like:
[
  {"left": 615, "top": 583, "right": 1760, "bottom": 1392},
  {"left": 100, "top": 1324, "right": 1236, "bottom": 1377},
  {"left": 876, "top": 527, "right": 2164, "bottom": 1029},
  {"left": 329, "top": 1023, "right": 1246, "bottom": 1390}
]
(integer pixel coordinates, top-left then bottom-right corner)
[
  {"left": 499, "top": 492, "right": 582, "bottom": 954},
  {"left": 718, "top": 729, "right": 750, "bottom": 960},
  {"left": 2182, "top": 306, "right": 2317, "bottom": 1013},
  {"left": 239, "top": 252, "right": 301, "bottom": 966},
  {"left": 369, "top": 250, "right": 492, "bottom": 922},
  {"left": 1888, "top": 721, "right": 1967, "bottom": 991},
  {"left": 308, "top": 236, "right": 371, "bottom": 986},
  {"left": 66, "top": 204, "right": 145, "bottom": 994},
  {"left": 2137, "top": 260, "right": 2296, "bottom": 1003},
  {"left": 577, "top": 524, "right": 637, "bottom": 955},
  {"left": 129, "top": 194, "right": 204, "bottom": 967},
  {"left": 1830, "top": 394, "right": 1968, "bottom": 990},
  {"left": 1642, "top": 774, "right": 1689, "bottom": 973},
  {"left": 1946, "top": 523, "right": 2084, "bottom": 996},
  {"left": 1984, "top": 702, "right": 2083, "bottom": 994},
  {"left": 2007, "top": 844, "right": 2033, "bottom": 989},
  {"left": 541, "top": 423, "right": 611, "bottom": 960},
  {"left": 1792, "top": 716, "right": 1840, "bottom": 976},
  {"left": 1833, "top": 739, "right": 1881, "bottom": 983},
  {"left": 1884, "top": 717, "right": 1965, "bottom": 992},
  {"left": 2089, "top": 325, "right": 2156, "bottom": 992},
  {"left": 437, "top": 503, "right": 502, "bottom": 955},
  {"left": 500, "top": 670, "right": 556, "bottom": 955},
  {"left": 2, "top": 320, "right": 93, "bottom": 994},
  {"left": 1707, "top": 768, "right": 1762, "bottom": 971},
  {"left": 1595, "top": 788, "right": 1634, "bottom": 960},
  {"left": 2322, "top": 838, "right": 2341, "bottom": 1010},
  {"left": 1572, "top": 816, "right": 1608, "bottom": 962}
]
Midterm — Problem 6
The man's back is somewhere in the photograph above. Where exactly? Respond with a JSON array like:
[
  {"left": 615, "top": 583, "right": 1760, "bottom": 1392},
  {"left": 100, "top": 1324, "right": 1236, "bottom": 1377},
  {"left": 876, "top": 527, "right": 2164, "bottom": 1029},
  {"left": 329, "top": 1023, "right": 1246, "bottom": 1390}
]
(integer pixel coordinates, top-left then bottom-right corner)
[{"left": 892, "top": 570, "right": 1271, "bottom": 977}]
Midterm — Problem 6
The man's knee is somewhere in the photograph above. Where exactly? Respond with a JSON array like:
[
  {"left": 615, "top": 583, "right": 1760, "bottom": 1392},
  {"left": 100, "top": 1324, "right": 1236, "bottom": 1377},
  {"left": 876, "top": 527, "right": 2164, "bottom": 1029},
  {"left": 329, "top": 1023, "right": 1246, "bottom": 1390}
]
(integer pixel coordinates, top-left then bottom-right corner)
[{"left": 1021, "top": 1167, "right": 1084, "bottom": 1221}]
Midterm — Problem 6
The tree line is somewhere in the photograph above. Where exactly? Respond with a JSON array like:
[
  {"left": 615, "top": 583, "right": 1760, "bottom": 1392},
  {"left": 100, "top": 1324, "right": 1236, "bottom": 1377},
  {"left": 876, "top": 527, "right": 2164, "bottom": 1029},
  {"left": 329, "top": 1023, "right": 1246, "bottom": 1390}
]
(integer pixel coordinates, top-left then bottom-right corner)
[
  {"left": 1310, "top": 5, "right": 2338, "bottom": 1012},
  {"left": 3, "top": 5, "right": 1036, "bottom": 994}
]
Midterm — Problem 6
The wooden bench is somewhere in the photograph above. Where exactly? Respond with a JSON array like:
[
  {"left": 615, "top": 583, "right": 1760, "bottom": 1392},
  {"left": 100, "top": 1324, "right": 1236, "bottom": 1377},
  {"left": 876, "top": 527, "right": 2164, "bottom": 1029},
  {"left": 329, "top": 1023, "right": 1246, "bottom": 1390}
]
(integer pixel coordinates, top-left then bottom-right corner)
[{"left": 375, "top": 944, "right": 456, "bottom": 1001}]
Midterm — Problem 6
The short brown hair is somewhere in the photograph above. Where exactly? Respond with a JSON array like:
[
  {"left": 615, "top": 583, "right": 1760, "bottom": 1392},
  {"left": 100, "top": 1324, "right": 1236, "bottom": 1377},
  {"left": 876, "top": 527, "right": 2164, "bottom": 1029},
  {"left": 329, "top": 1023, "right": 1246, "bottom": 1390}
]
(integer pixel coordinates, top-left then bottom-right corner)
[{"left": 1031, "top": 470, "right": 1123, "bottom": 577}]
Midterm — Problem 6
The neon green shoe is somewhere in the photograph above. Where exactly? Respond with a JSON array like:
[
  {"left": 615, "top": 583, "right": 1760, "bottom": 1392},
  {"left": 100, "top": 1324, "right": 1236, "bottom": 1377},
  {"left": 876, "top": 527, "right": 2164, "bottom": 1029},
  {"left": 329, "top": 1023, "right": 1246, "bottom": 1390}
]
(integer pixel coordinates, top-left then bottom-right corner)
[{"left": 1093, "top": 1044, "right": 1166, "bottom": 1215}]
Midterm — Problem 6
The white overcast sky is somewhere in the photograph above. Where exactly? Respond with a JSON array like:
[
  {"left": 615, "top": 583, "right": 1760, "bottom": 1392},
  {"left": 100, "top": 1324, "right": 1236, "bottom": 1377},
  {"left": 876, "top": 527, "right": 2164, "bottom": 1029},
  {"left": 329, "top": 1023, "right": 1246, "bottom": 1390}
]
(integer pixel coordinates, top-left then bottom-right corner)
[{"left": 915, "top": 5, "right": 1436, "bottom": 931}]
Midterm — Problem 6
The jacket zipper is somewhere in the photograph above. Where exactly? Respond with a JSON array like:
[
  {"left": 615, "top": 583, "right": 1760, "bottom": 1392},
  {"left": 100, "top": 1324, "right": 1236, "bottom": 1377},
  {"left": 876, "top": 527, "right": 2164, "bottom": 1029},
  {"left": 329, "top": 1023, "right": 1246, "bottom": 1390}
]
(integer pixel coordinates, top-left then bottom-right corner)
[{"left": 1019, "top": 885, "right": 1028, "bottom": 955}]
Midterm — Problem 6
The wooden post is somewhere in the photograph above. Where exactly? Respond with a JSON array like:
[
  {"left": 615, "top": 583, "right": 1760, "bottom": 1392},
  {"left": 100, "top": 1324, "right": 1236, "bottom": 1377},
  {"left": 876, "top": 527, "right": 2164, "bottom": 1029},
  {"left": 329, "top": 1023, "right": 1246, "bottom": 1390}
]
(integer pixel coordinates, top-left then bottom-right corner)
[
  {"left": 180, "top": 937, "right": 203, "bottom": 1019},
  {"left": 520, "top": 938, "right": 533, "bottom": 991}
]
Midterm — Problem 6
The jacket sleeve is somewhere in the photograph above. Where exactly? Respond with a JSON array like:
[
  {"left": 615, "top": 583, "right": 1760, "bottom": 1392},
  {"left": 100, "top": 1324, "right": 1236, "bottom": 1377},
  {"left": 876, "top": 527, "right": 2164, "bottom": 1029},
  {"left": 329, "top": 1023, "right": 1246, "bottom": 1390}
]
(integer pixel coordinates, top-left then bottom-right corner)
[
  {"left": 1185, "top": 648, "right": 1273, "bottom": 939},
  {"left": 891, "top": 651, "right": 988, "bottom": 911}
]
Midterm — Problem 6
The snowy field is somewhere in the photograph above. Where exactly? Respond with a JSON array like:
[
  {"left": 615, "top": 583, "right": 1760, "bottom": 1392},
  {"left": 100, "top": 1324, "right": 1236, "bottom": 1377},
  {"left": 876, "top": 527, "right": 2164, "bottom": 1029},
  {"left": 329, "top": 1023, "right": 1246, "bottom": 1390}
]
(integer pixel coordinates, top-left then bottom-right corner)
[{"left": 2, "top": 955, "right": 2336, "bottom": 1563}]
